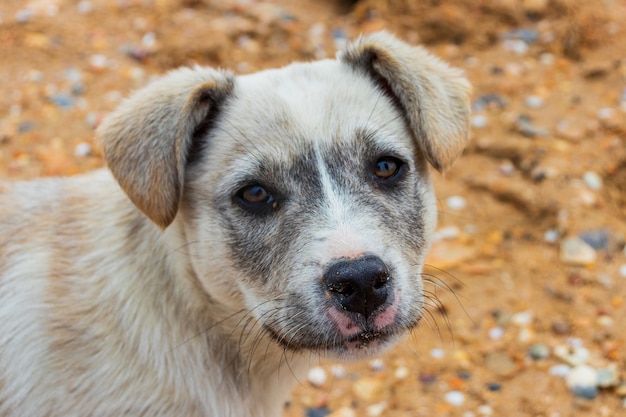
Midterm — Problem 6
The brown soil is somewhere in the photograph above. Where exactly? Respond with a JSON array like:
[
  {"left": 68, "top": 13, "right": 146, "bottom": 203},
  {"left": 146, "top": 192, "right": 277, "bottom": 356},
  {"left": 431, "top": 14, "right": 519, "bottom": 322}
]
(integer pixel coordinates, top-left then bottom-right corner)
[{"left": 1, "top": 0, "right": 625, "bottom": 416}]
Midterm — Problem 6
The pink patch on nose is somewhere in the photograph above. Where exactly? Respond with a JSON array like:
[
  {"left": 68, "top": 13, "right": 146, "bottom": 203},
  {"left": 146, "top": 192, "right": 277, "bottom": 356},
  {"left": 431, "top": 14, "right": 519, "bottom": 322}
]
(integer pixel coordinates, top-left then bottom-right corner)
[
  {"left": 327, "top": 307, "right": 362, "bottom": 337},
  {"left": 374, "top": 295, "right": 399, "bottom": 329}
]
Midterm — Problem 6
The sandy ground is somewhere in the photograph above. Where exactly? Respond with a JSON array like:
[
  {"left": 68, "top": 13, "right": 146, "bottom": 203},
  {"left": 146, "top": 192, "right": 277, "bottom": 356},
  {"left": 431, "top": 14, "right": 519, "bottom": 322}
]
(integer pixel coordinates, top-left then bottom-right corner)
[{"left": 1, "top": 0, "right": 625, "bottom": 416}]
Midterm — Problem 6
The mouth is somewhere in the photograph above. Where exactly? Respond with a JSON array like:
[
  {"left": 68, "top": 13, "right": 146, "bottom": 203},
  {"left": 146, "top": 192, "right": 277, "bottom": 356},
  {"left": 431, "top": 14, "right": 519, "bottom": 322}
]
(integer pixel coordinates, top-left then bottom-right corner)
[{"left": 263, "top": 322, "right": 411, "bottom": 358}]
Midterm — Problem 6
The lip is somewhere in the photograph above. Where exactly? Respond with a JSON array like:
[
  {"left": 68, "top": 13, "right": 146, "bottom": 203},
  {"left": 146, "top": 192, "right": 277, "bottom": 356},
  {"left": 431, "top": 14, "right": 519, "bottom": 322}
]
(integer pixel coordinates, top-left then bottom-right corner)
[{"left": 263, "top": 322, "right": 400, "bottom": 354}]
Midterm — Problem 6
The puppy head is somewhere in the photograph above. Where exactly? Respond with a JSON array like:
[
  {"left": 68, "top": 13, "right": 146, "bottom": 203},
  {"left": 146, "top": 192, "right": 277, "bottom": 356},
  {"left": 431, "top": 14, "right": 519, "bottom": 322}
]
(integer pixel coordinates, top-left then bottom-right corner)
[{"left": 98, "top": 32, "right": 471, "bottom": 359}]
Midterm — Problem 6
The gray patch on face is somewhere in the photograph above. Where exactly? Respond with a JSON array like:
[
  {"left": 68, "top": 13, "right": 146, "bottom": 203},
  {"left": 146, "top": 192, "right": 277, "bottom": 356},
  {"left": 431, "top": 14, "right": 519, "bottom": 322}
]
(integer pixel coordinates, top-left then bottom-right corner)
[{"left": 217, "top": 129, "right": 428, "bottom": 289}]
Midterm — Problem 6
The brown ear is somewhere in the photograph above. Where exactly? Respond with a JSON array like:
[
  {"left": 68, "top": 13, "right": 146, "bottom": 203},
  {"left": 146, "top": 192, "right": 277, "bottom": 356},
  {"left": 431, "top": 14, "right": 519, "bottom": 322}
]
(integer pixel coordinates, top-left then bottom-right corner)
[
  {"left": 98, "top": 67, "right": 234, "bottom": 229},
  {"left": 339, "top": 31, "right": 472, "bottom": 172}
]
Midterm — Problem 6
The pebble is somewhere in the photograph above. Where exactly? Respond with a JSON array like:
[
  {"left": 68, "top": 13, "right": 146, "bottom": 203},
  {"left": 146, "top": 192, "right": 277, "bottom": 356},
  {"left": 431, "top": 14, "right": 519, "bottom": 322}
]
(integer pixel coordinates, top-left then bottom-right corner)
[
  {"left": 554, "top": 344, "right": 590, "bottom": 366},
  {"left": 499, "top": 161, "right": 516, "bottom": 176},
  {"left": 503, "top": 39, "right": 528, "bottom": 54},
  {"left": 597, "top": 107, "right": 615, "bottom": 120},
  {"left": 430, "top": 348, "right": 445, "bottom": 359},
  {"left": 472, "top": 94, "right": 507, "bottom": 111},
  {"left": 619, "top": 264, "right": 626, "bottom": 278},
  {"left": 433, "top": 226, "right": 461, "bottom": 241},
  {"left": 559, "top": 237, "right": 597, "bottom": 266},
  {"left": 543, "top": 229, "right": 560, "bottom": 243},
  {"left": 77, "top": 1, "right": 93, "bottom": 14},
  {"left": 306, "top": 407, "right": 331, "bottom": 417},
  {"left": 89, "top": 54, "right": 109, "bottom": 70},
  {"left": 444, "top": 390, "right": 465, "bottom": 406},
  {"left": 511, "top": 311, "right": 533, "bottom": 326},
  {"left": 365, "top": 401, "right": 387, "bottom": 417},
  {"left": 524, "top": 95, "right": 544, "bottom": 108},
  {"left": 566, "top": 365, "right": 598, "bottom": 400},
  {"left": 74, "top": 142, "right": 92, "bottom": 157},
  {"left": 485, "top": 351, "right": 517, "bottom": 377},
  {"left": 488, "top": 327, "right": 504, "bottom": 340},
  {"left": 596, "top": 365, "right": 619, "bottom": 388},
  {"left": 446, "top": 196, "right": 467, "bottom": 210},
  {"left": 486, "top": 382, "right": 502, "bottom": 392},
  {"left": 307, "top": 366, "right": 327, "bottom": 387},
  {"left": 549, "top": 364, "right": 572, "bottom": 377},
  {"left": 578, "top": 229, "right": 609, "bottom": 250},
  {"left": 50, "top": 93, "right": 74, "bottom": 109},
  {"left": 426, "top": 239, "right": 478, "bottom": 270},
  {"left": 352, "top": 377, "right": 386, "bottom": 403},
  {"left": 471, "top": 114, "right": 488, "bottom": 128},
  {"left": 582, "top": 171, "right": 603, "bottom": 191},
  {"left": 477, "top": 405, "right": 494, "bottom": 416},
  {"left": 501, "top": 28, "right": 540, "bottom": 44},
  {"left": 330, "top": 364, "right": 346, "bottom": 379},
  {"left": 528, "top": 343, "right": 550, "bottom": 360},
  {"left": 369, "top": 359, "right": 384, "bottom": 372},
  {"left": 16, "top": 9, "right": 34, "bottom": 23},
  {"left": 394, "top": 366, "right": 409, "bottom": 380},
  {"left": 515, "top": 115, "right": 548, "bottom": 137}
]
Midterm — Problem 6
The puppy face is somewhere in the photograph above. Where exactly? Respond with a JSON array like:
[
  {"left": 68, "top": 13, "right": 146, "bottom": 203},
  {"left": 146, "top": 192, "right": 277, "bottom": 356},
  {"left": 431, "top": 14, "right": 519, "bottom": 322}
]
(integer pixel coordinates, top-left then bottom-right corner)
[
  {"left": 99, "top": 32, "right": 471, "bottom": 360},
  {"left": 183, "top": 61, "right": 436, "bottom": 358}
]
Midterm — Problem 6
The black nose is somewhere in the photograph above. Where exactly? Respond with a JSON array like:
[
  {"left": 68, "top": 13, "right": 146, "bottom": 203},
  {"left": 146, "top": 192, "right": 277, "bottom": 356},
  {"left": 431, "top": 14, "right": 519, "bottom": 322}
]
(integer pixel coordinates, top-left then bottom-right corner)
[{"left": 324, "top": 255, "right": 392, "bottom": 319}]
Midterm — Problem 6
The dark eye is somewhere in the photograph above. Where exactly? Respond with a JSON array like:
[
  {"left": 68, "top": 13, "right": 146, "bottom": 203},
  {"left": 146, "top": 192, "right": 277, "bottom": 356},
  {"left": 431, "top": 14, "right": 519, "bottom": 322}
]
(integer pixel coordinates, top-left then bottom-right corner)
[
  {"left": 241, "top": 184, "right": 271, "bottom": 204},
  {"left": 374, "top": 156, "right": 403, "bottom": 179},
  {"left": 235, "top": 184, "right": 278, "bottom": 215}
]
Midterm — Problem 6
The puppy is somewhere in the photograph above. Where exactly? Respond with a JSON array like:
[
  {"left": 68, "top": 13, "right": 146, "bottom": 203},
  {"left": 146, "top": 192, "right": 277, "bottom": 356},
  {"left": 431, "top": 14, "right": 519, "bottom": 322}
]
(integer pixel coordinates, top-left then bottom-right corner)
[{"left": 0, "top": 32, "right": 470, "bottom": 417}]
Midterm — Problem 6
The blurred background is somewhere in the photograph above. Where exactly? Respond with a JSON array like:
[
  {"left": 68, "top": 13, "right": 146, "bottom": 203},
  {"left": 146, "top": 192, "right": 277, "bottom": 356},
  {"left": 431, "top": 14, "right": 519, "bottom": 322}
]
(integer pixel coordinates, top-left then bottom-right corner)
[{"left": 1, "top": 0, "right": 625, "bottom": 416}]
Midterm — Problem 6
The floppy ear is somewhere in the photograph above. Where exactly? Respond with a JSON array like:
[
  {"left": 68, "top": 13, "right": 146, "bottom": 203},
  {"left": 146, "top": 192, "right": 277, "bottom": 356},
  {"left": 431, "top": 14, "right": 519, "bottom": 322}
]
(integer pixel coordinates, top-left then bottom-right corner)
[
  {"left": 98, "top": 67, "right": 234, "bottom": 229},
  {"left": 339, "top": 31, "right": 472, "bottom": 172}
]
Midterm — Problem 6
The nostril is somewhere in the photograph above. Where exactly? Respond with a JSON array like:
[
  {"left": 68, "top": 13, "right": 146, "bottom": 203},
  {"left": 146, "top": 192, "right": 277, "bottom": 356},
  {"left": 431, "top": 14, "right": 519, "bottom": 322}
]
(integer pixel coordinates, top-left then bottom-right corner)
[
  {"left": 328, "top": 281, "right": 355, "bottom": 296},
  {"left": 373, "top": 273, "right": 390, "bottom": 289}
]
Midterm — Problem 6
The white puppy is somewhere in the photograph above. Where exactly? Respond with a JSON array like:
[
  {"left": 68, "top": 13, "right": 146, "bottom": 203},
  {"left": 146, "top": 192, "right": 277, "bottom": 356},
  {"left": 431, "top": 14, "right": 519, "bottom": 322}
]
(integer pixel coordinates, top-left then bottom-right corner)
[{"left": 0, "top": 32, "right": 471, "bottom": 417}]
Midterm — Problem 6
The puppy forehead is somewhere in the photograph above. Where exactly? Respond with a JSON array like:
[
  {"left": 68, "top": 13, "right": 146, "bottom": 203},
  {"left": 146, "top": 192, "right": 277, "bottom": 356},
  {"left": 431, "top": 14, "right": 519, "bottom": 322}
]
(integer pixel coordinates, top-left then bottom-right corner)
[{"left": 210, "top": 59, "right": 412, "bottom": 172}]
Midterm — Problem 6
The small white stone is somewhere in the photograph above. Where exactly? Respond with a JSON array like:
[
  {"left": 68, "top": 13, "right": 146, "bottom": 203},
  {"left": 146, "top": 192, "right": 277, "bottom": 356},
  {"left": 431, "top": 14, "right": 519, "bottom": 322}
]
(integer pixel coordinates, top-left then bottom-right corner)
[
  {"left": 74, "top": 142, "right": 92, "bottom": 157},
  {"left": 307, "top": 366, "right": 327, "bottom": 387},
  {"left": 142, "top": 32, "right": 157, "bottom": 49},
  {"left": 394, "top": 366, "right": 409, "bottom": 379},
  {"left": 597, "top": 315, "right": 614, "bottom": 327},
  {"left": 597, "top": 107, "right": 615, "bottom": 120},
  {"left": 471, "top": 114, "right": 488, "bottom": 128},
  {"left": 77, "top": 1, "right": 93, "bottom": 14},
  {"left": 503, "top": 39, "right": 528, "bottom": 54},
  {"left": 430, "top": 348, "right": 445, "bottom": 359},
  {"left": 618, "top": 264, "right": 626, "bottom": 278},
  {"left": 539, "top": 53, "right": 555, "bottom": 65},
  {"left": 525, "top": 95, "right": 544, "bottom": 108},
  {"left": 549, "top": 364, "right": 572, "bottom": 377},
  {"left": 366, "top": 401, "right": 387, "bottom": 417},
  {"left": 444, "top": 391, "right": 465, "bottom": 406},
  {"left": 560, "top": 237, "right": 597, "bottom": 266},
  {"left": 499, "top": 161, "right": 516, "bottom": 176},
  {"left": 330, "top": 364, "right": 346, "bottom": 378},
  {"left": 512, "top": 311, "right": 533, "bottom": 326},
  {"left": 15, "top": 9, "right": 34, "bottom": 23},
  {"left": 446, "top": 196, "right": 467, "bottom": 210},
  {"left": 433, "top": 226, "right": 461, "bottom": 241},
  {"left": 544, "top": 229, "right": 560, "bottom": 243},
  {"left": 477, "top": 405, "right": 494, "bottom": 416},
  {"left": 89, "top": 54, "right": 108, "bottom": 70},
  {"left": 554, "top": 344, "right": 590, "bottom": 366},
  {"left": 583, "top": 171, "right": 603, "bottom": 191},
  {"left": 566, "top": 365, "right": 598, "bottom": 389},
  {"left": 369, "top": 359, "right": 384, "bottom": 372},
  {"left": 488, "top": 327, "right": 504, "bottom": 340}
]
